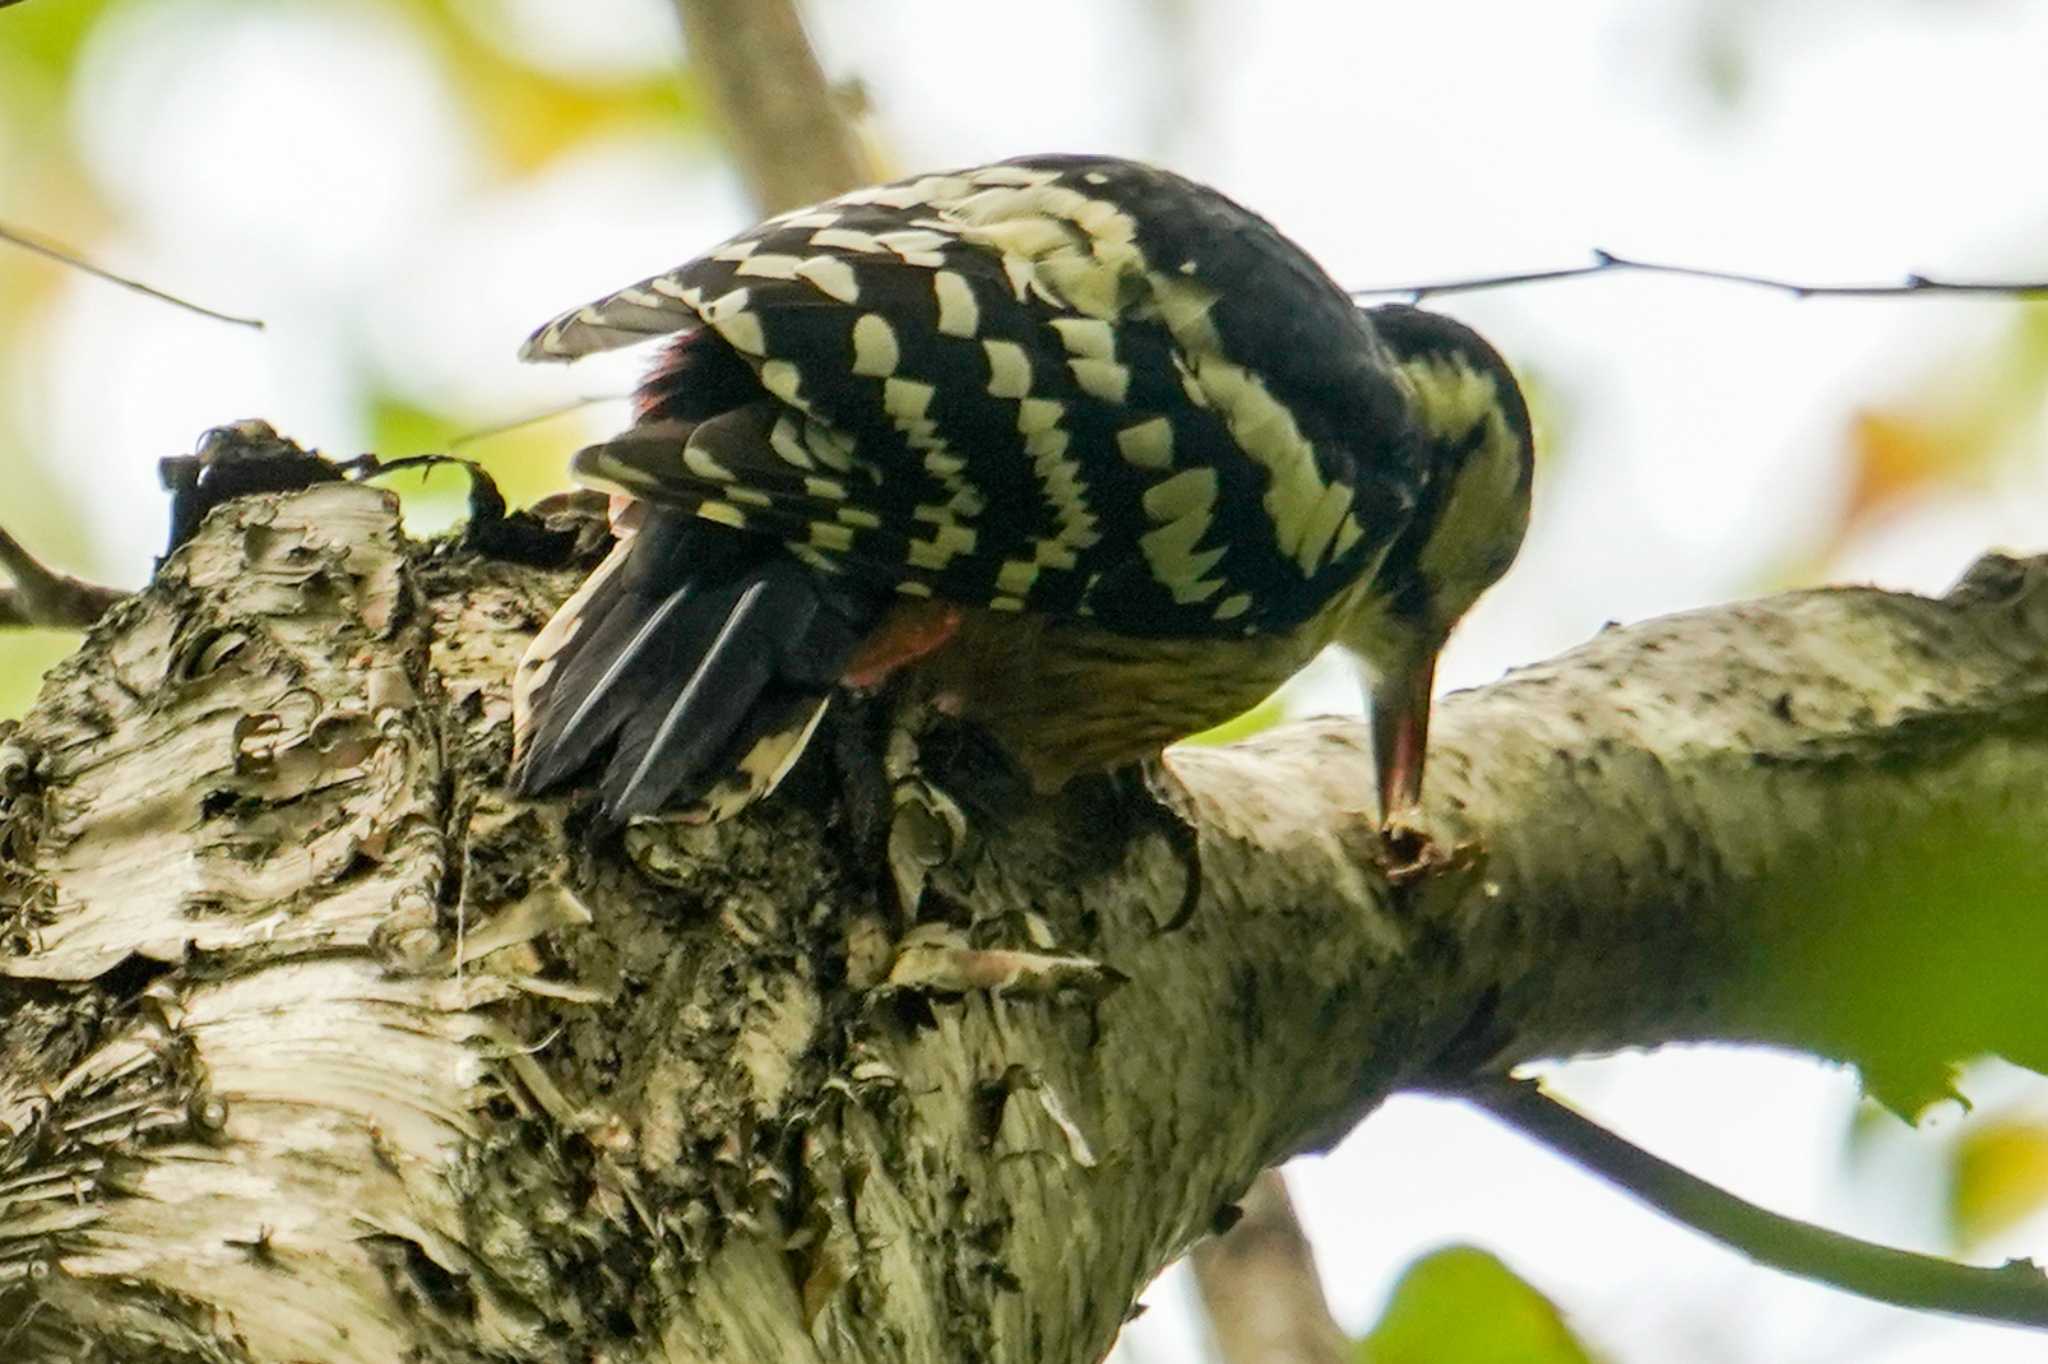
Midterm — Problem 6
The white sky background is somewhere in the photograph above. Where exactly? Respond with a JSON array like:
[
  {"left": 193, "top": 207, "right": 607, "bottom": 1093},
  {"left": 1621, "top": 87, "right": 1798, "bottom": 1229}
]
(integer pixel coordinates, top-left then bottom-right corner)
[{"left": 6, "top": 0, "right": 2048, "bottom": 1359}]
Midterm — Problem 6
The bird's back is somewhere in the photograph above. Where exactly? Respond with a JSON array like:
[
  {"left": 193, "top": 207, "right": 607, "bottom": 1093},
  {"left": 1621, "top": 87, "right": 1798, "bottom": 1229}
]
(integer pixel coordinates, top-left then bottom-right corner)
[{"left": 511, "top": 155, "right": 1476, "bottom": 822}]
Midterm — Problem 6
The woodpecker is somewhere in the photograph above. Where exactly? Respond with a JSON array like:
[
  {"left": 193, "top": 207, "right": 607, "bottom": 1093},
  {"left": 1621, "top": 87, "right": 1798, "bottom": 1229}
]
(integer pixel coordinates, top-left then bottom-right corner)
[{"left": 511, "top": 154, "right": 1533, "bottom": 826}]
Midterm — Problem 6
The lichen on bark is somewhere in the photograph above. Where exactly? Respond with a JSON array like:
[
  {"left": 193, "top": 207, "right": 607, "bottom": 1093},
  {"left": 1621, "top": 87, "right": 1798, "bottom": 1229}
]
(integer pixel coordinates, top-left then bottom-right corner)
[
  {"left": 0, "top": 484, "right": 1340, "bottom": 1363},
  {"left": 4, "top": 483, "right": 2048, "bottom": 1361}
]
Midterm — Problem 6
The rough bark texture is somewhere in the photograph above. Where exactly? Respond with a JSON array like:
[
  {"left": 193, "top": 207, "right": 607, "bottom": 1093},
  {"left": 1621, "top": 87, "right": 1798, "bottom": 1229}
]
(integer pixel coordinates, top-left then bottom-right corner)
[{"left": 2, "top": 484, "right": 2045, "bottom": 1361}]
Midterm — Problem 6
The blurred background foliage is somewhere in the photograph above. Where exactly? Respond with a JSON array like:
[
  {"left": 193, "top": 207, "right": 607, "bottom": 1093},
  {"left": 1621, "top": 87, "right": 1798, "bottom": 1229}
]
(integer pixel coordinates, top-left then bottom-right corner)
[
  {"left": 0, "top": 0, "right": 724, "bottom": 710},
  {"left": 4, "top": 1, "right": 2048, "bottom": 1360},
  {"left": 1358, "top": 1245, "right": 1600, "bottom": 1364}
]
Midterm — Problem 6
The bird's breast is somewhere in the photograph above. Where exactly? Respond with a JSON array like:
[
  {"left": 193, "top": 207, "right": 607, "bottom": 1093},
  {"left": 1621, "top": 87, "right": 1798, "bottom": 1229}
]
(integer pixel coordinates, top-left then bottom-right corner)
[{"left": 892, "top": 575, "right": 1380, "bottom": 791}]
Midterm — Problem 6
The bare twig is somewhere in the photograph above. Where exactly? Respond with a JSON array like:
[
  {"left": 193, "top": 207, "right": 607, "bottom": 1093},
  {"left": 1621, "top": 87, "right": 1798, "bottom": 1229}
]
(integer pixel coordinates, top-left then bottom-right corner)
[
  {"left": 1460, "top": 1077, "right": 2048, "bottom": 1329},
  {"left": 0, "top": 525, "right": 125, "bottom": 630},
  {"left": 1352, "top": 249, "right": 2048, "bottom": 304},
  {"left": 0, "top": 221, "right": 264, "bottom": 330},
  {"left": 668, "top": 0, "right": 872, "bottom": 214},
  {"left": 448, "top": 395, "right": 629, "bottom": 451},
  {"left": 1191, "top": 1168, "right": 1352, "bottom": 1364}
]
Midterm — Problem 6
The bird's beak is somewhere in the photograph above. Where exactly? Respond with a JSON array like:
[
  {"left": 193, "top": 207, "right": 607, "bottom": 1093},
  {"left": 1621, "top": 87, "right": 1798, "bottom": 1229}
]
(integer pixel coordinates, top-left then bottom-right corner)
[{"left": 1370, "top": 651, "right": 1437, "bottom": 821}]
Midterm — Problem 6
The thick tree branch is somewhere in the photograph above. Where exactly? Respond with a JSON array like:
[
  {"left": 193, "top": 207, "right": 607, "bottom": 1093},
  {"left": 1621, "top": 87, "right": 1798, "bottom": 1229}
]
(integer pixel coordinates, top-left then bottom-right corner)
[
  {"left": 669, "top": 0, "right": 871, "bottom": 213},
  {"left": 3, "top": 485, "right": 2046, "bottom": 1359},
  {"left": 1192, "top": 1168, "right": 1351, "bottom": 1364}
]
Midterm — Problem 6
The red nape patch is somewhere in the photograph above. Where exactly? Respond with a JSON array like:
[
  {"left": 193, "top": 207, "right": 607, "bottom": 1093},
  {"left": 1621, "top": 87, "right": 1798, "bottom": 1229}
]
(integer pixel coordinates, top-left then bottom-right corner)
[{"left": 843, "top": 602, "right": 963, "bottom": 689}]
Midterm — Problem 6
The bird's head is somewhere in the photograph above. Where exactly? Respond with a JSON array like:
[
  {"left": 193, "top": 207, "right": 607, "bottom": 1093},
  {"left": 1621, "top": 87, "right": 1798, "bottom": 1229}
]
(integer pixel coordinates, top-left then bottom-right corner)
[{"left": 1346, "top": 303, "right": 1535, "bottom": 817}]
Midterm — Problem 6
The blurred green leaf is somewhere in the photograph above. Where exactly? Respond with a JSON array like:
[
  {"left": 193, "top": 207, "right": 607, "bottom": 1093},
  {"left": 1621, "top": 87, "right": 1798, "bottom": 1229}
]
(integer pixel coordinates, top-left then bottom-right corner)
[
  {"left": 1951, "top": 1120, "right": 2048, "bottom": 1247},
  {"left": 0, "top": 0, "right": 121, "bottom": 78},
  {"left": 0, "top": 428, "right": 105, "bottom": 720},
  {"left": 0, "top": 629, "right": 81, "bottom": 720},
  {"left": 447, "top": 406, "right": 600, "bottom": 511},
  {"left": 368, "top": 392, "right": 470, "bottom": 462},
  {"left": 1358, "top": 1245, "right": 1598, "bottom": 1364},
  {"left": 361, "top": 394, "right": 471, "bottom": 532},
  {"left": 365, "top": 389, "right": 595, "bottom": 516},
  {"left": 1516, "top": 360, "right": 1572, "bottom": 480},
  {"left": 1740, "top": 811, "right": 2048, "bottom": 1118},
  {"left": 1183, "top": 693, "right": 1287, "bottom": 747},
  {"left": 413, "top": 0, "right": 701, "bottom": 173}
]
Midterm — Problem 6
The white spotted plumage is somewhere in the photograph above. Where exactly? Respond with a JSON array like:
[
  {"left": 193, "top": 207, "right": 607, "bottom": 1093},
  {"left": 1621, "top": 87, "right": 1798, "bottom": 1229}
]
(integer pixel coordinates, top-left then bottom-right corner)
[
  {"left": 521, "top": 155, "right": 1433, "bottom": 640},
  {"left": 513, "top": 154, "right": 1535, "bottom": 824}
]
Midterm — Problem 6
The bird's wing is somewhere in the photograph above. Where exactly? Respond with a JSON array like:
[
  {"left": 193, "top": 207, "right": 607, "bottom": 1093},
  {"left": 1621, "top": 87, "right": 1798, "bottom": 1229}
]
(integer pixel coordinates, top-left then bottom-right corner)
[{"left": 522, "top": 157, "right": 1423, "bottom": 637}]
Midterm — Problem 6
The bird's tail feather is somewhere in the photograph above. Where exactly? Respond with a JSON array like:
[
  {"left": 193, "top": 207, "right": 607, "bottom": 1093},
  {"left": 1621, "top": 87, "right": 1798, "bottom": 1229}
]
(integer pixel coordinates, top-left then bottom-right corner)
[{"left": 512, "top": 511, "right": 876, "bottom": 823}]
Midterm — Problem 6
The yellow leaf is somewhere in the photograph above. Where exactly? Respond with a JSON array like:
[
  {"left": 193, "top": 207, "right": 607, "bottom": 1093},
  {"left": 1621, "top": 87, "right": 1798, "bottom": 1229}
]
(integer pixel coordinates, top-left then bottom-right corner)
[
  {"left": 1952, "top": 1120, "right": 2048, "bottom": 1246},
  {"left": 1842, "top": 409, "right": 1951, "bottom": 525}
]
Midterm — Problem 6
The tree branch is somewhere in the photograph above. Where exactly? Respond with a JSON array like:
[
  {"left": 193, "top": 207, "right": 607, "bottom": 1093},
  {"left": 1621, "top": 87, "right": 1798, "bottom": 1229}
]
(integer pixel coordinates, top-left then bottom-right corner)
[
  {"left": 1192, "top": 1168, "right": 1352, "bottom": 1364},
  {"left": 1461, "top": 1077, "right": 2048, "bottom": 1328},
  {"left": 0, "top": 524, "right": 125, "bottom": 630},
  {"left": 1351, "top": 249, "right": 2048, "bottom": 304},
  {"left": 669, "top": 0, "right": 871, "bottom": 213},
  {"left": 5, "top": 485, "right": 2047, "bottom": 1357},
  {"left": 0, "top": 221, "right": 264, "bottom": 329}
]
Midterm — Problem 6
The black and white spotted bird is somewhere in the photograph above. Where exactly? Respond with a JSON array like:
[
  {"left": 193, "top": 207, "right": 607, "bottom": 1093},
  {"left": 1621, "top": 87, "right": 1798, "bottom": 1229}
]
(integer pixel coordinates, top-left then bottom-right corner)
[{"left": 510, "top": 154, "right": 1533, "bottom": 825}]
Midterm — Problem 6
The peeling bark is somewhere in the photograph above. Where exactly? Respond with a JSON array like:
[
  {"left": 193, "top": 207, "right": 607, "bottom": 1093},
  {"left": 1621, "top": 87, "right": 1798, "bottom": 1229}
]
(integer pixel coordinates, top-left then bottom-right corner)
[{"left": 2, "top": 485, "right": 2044, "bottom": 1361}]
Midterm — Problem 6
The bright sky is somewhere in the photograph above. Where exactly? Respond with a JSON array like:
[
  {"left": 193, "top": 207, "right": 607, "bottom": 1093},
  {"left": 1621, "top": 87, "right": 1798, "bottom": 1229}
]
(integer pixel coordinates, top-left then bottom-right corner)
[{"left": 6, "top": 1, "right": 2048, "bottom": 1359}]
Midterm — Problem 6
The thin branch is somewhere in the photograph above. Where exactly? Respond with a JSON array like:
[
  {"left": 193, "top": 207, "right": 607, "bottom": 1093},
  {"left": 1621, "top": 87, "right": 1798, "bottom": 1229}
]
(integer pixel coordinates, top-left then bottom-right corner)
[
  {"left": 1191, "top": 1167, "right": 1352, "bottom": 1364},
  {"left": 0, "top": 525, "right": 125, "bottom": 630},
  {"left": 1352, "top": 249, "right": 2048, "bottom": 304},
  {"left": 0, "top": 221, "right": 264, "bottom": 330},
  {"left": 668, "top": 0, "right": 871, "bottom": 214},
  {"left": 447, "top": 394, "right": 628, "bottom": 451},
  {"left": 1459, "top": 1076, "right": 2048, "bottom": 1329}
]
